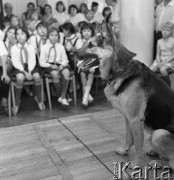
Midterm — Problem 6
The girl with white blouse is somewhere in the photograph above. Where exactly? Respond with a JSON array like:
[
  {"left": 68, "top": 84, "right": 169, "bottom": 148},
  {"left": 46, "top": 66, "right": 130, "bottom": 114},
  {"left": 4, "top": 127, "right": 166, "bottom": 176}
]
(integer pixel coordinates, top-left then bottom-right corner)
[{"left": 11, "top": 27, "right": 45, "bottom": 114}]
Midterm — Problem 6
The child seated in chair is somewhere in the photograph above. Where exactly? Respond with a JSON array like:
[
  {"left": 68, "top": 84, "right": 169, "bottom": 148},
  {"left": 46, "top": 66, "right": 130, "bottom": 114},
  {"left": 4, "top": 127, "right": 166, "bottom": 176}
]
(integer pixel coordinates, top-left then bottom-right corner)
[
  {"left": 78, "top": 23, "right": 97, "bottom": 107},
  {"left": 11, "top": 27, "right": 45, "bottom": 114},
  {"left": 61, "top": 22, "right": 83, "bottom": 71},
  {"left": 150, "top": 21, "right": 174, "bottom": 76},
  {"left": 39, "top": 27, "right": 70, "bottom": 106},
  {"left": 61, "top": 22, "right": 83, "bottom": 93}
]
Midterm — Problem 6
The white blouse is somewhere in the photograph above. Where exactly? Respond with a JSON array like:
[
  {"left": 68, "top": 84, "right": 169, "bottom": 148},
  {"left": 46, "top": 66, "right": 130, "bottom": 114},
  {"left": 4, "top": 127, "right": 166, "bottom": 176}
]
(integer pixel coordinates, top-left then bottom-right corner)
[
  {"left": 69, "top": 13, "right": 86, "bottom": 27},
  {"left": 53, "top": 12, "right": 70, "bottom": 25}
]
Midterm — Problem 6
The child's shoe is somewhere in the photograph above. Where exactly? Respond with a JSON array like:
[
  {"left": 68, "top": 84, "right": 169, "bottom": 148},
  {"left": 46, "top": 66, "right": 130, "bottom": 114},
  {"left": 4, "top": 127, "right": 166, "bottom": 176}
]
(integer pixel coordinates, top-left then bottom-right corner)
[
  {"left": 82, "top": 96, "right": 88, "bottom": 107},
  {"left": 12, "top": 105, "right": 19, "bottom": 115},
  {"left": 58, "top": 97, "right": 69, "bottom": 106},
  {"left": 67, "top": 94, "right": 72, "bottom": 102},
  {"left": 38, "top": 102, "right": 45, "bottom": 111},
  {"left": 88, "top": 94, "right": 94, "bottom": 103}
]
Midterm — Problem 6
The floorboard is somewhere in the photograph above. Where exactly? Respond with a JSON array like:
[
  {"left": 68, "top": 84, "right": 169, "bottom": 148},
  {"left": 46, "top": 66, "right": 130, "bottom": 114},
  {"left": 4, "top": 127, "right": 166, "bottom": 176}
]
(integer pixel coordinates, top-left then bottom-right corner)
[{"left": 0, "top": 109, "right": 167, "bottom": 180}]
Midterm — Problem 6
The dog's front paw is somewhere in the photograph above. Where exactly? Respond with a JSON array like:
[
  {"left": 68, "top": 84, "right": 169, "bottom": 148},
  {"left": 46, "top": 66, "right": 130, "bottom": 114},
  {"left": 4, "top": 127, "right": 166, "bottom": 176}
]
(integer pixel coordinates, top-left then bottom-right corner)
[{"left": 115, "top": 147, "right": 128, "bottom": 155}]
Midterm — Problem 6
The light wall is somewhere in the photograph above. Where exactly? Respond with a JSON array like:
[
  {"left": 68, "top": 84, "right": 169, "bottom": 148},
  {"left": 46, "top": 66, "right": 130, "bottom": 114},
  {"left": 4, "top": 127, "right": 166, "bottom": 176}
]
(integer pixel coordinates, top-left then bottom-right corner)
[
  {"left": 68, "top": 0, "right": 86, "bottom": 7},
  {"left": 120, "top": 0, "right": 154, "bottom": 66}
]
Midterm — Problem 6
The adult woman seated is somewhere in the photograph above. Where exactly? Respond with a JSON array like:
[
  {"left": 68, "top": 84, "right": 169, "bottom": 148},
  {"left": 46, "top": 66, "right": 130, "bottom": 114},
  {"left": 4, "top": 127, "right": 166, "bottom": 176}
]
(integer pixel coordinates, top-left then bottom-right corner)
[{"left": 53, "top": 1, "right": 70, "bottom": 26}]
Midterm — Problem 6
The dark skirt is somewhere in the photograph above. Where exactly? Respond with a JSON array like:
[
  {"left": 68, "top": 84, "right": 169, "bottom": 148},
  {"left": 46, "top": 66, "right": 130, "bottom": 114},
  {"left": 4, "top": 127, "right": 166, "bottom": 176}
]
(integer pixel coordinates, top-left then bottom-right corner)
[
  {"left": 41, "top": 63, "right": 70, "bottom": 76},
  {"left": 9, "top": 64, "right": 40, "bottom": 77}
]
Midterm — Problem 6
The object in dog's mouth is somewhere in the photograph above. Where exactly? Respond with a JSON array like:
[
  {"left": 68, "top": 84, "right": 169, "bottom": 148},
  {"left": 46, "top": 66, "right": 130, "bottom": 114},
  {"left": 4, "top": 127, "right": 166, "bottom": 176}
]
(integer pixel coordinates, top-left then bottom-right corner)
[{"left": 78, "top": 54, "right": 99, "bottom": 73}]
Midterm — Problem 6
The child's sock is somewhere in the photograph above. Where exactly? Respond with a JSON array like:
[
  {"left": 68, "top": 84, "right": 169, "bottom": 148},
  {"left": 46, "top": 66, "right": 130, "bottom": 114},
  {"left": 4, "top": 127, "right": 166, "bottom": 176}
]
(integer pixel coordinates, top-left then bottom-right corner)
[
  {"left": 61, "top": 79, "right": 69, "bottom": 99},
  {"left": 15, "top": 85, "right": 23, "bottom": 106},
  {"left": 35, "top": 83, "right": 42, "bottom": 103},
  {"left": 53, "top": 80, "right": 62, "bottom": 97}
]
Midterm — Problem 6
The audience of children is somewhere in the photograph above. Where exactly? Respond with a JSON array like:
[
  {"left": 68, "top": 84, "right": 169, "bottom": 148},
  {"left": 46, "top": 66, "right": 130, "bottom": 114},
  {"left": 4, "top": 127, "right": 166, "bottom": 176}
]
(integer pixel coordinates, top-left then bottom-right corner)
[{"left": 1, "top": 1, "right": 166, "bottom": 116}]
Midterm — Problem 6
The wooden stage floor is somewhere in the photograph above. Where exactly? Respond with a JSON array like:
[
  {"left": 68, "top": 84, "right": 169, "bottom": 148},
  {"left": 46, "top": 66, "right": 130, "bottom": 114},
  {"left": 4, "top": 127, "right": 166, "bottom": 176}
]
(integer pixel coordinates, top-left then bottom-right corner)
[{"left": 0, "top": 109, "right": 169, "bottom": 180}]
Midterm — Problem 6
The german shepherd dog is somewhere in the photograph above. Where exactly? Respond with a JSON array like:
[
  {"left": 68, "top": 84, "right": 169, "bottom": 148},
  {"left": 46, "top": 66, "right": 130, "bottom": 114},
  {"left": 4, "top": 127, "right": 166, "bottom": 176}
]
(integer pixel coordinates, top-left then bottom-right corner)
[{"left": 75, "top": 21, "right": 174, "bottom": 169}]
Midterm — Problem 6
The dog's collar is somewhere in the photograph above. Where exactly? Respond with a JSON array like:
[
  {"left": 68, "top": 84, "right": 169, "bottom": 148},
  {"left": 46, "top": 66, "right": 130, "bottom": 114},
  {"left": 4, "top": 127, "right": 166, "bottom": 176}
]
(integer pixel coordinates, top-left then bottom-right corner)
[
  {"left": 105, "top": 68, "right": 124, "bottom": 85},
  {"left": 105, "top": 60, "right": 134, "bottom": 84}
]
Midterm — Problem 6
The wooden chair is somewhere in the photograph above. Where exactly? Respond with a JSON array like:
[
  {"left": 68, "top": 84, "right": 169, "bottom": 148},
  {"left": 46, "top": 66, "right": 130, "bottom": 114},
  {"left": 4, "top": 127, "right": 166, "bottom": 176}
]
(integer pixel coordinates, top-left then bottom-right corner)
[
  {"left": 44, "top": 71, "right": 77, "bottom": 110},
  {"left": 10, "top": 77, "right": 44, "bottom": 115},
  {"left": 8, "top": 90, "right": 12, "bottom": 118}
]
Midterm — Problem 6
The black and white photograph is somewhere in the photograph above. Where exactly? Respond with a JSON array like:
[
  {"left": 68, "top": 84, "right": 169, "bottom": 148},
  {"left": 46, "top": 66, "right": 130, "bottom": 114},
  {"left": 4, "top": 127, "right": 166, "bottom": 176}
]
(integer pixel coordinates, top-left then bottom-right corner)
[{"left": 0, "top": 0, "right": 174, "bottom": 179}]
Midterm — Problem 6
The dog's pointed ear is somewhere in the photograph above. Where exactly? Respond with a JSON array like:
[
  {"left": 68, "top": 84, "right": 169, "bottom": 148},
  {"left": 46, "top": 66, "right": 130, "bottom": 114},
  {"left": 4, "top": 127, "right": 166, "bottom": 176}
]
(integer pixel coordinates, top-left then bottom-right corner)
[
  {"left": 101, "top": 20, "right": 110, "bottom": 39},
  {"left": 91, "top": 22, "right": 102, "bottom": 35},
  {"left": 101, "top": 20, "right": 118, "bottom": 46}
]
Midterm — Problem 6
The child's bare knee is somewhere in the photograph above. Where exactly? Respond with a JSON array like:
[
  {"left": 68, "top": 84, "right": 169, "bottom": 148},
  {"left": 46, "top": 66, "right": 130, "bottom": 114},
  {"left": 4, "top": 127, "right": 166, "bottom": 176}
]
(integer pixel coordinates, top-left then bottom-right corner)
[
  {"left": 16, "top": 74, "right": 25, "bottom": 85},
  {"left": 33, "top": 73, "right": 41, "bottom": 83},
  {"left": 51, "top": 71, "right": 59, "bottom": 80},
  {"left": 62, "top": 69, "right": 70, "bottom": 79},
  {"left": 150, "top": 65, "right": 157, "bottom": 72},
  {"left": 160, "top": 66, "right": 168, "bottom": 76}
]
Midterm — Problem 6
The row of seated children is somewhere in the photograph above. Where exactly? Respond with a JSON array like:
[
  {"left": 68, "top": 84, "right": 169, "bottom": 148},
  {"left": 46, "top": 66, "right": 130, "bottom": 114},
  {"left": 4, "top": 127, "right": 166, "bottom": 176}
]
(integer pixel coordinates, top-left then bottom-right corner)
[
  {"left": 1, "top": 1, "right": 113, "bottom": 39},
  {"left": 0, "top": 20, "right": 98, "bottom": 115}
]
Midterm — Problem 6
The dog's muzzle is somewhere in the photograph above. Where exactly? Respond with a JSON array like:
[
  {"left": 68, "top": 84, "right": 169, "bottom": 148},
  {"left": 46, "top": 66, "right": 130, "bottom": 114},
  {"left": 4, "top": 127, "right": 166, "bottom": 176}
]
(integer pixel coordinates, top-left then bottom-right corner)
[{"left": 78, "top": 54, "right": 100, "bottom": 72}]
